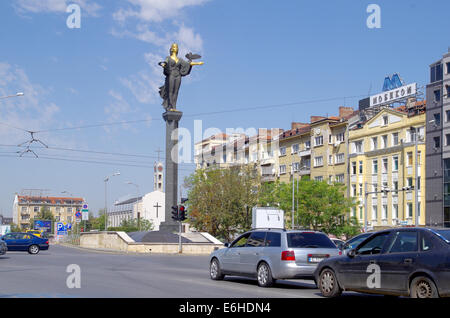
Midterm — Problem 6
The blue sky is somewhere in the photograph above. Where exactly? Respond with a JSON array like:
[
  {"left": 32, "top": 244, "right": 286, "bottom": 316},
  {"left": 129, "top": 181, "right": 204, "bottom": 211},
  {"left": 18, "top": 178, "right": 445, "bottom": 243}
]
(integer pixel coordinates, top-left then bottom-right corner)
[{"left": 0, "top": 0, "right": 449, "bottom": 217}]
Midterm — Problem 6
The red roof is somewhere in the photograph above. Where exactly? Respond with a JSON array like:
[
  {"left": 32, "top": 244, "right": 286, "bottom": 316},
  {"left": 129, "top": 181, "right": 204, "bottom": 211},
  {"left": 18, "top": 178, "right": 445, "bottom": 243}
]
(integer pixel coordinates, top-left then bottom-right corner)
[{"left": 18, "top": 196, "right": 84, "bottom": 204}]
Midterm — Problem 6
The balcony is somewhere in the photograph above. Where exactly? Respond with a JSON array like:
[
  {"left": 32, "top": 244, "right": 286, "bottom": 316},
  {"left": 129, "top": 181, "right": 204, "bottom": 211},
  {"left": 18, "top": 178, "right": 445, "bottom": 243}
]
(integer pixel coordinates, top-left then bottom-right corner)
[
  {"left": 261, "top": 175, "right": 277, "bottom": 182},
  {"left": 298, "top": 149, "right": 311, "bottom": 157}
]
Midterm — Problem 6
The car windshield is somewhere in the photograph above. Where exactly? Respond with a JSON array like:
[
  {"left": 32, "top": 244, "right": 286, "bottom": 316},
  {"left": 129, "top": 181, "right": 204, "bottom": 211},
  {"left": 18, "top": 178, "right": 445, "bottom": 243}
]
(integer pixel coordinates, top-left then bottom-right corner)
[
  {"left": 287, "top": 232, "right": 336, "bottom": 248},
  {"left": 346, "top": 234, "right": 371, "bottom": 249},
  {"left": 434, "top": 230, "right": 450, "bottom": 243}
]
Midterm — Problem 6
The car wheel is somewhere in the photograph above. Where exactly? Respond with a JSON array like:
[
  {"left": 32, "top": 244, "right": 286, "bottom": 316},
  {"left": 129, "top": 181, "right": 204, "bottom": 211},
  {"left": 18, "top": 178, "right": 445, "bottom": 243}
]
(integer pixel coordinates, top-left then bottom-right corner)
[
  {"left": 410, "top": 276, "right": 439, "bottom": 298},
  {"left": 257, "top": 262, "right": 274, "bottom": 287},
  {"left": 210, "top": 258, "right": 224, "bottom": 280},
  {"left": 28, "top": 245, "right": 40, "bottom": 255},
  {"left": 319, "top": 268, "right": 342, "bottom": 297}
]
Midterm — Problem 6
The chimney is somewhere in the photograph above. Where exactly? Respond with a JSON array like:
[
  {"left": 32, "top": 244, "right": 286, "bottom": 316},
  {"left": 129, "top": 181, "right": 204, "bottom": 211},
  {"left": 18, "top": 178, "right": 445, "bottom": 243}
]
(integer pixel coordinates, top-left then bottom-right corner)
[
  {"left": 310, "top": 116, "right": 326, "bottom": 123},
  {"left": 291, "top": 122, "right": 309, "bottom": 130},
  {"left": 339, "top": 106, "right": 354, "bottom": 119}
]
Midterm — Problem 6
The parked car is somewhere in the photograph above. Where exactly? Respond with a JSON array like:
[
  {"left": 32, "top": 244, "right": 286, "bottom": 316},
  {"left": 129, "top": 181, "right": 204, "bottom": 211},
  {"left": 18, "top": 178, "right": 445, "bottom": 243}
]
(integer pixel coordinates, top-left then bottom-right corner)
[
  {"left": 0, "top": 232, "right": 49, "bottom": 254},
  {"left": 315, "top": 227, "right": 450, "bottom": 298},
  {"left": 209, "top": 229, "right": 339, "bottom": 287},
  {"left": 0, "top": 240, "right": 7, "bottom": 255},
  {"left": 331, "top": 238, "right": 345, "bottom": 249},
  {"left": 26, "top": 230, "right": 43, "bottom": 238},
  {"left": 340, "top": 232, "right": 373, "bottom": 255}
]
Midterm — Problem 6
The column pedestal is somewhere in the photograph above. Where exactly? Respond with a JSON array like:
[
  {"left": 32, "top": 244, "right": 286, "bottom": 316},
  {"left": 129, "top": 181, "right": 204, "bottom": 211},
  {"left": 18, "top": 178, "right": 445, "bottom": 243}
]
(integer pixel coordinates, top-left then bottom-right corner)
[{"left": 159, "top": 109, "right": 183, "bottom": 233}]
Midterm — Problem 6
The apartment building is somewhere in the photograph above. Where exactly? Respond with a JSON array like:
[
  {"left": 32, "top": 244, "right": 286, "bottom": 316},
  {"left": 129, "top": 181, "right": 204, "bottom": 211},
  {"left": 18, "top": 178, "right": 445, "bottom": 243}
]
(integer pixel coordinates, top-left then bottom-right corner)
[
  {"left": 13, "top": 194, "right": 84, "bottom": 229},
  {"left": 348, "top": 104, "right": 426, "bottom": 230},
  {"left": 426, "top": 48, "right": 450, "bottom": 227},
  {"left": 278, "top": 123, "right": 311, "bottom": 183}
]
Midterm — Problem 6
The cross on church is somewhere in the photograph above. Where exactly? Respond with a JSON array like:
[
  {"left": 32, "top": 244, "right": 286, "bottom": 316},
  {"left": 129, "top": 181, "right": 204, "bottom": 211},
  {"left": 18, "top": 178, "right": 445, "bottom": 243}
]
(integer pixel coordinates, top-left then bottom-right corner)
[{"left": 154, "top": 202, "right": 162, "bottom": 218}]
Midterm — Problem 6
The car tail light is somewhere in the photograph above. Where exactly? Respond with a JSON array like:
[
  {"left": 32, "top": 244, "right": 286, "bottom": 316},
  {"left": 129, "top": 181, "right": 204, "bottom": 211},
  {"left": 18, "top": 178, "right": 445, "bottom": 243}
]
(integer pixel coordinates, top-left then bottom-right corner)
[
  {"left": 339, "top": 251, "right": 342, "bottom": 256},
  {"left": 281, "top": 251, "right": 296, "bottom": 261},
  {"left": 45, "top": 241, "right": 49, "bottom": 245}
]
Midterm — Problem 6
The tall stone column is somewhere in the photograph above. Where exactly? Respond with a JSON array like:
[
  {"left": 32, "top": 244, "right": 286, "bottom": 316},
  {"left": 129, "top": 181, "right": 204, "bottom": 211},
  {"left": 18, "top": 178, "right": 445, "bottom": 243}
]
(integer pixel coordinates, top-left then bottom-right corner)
[{"left": 159, "top": 110, "right": 183, "bottom": 233}]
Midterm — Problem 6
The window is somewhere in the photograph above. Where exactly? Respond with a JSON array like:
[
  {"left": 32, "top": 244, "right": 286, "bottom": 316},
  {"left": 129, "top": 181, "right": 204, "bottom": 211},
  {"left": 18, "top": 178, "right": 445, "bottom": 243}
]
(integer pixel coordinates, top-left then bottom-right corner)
[
  {"left": 67, "top": 216, "right": 72, "bottom": 223},
  {"left": 382, "top": 135, "right": 388, "bottom": 148},
  {"left": 314, "top": 156, "right": 323, "bottom": 167},
  {"left": 447, "top": 110, "right": 450, "bottom": 123},
  {"left": 287, "top": 232, "right": 336, "bottom": 249},
  {"left": 336, "top": 132, "right": 345, "bottom": 142},
  {"left": 335, "top": 153, "right": 344, "bottom": 164},
  {"left": 67, "top": 207, "right": 73, "bottom": 213},
  {"left": 372, "top": 137, "right": 378, "bottom": 150},
  {"left": 292, "top": 144, "right": 299, "bottom": 154},
  {"left": 420, "top": 233, "right": 433, "bottom": 252},
  {"left": 446, "top": 134, "right": 450, "bottom": 146},
  {"left": 21, "top": 206, "right": 27, "bottom": 213},
  {"left": 382, "top": 205, "right": 388, "bottom": 220},
  {"left": 265, "top": 232, "right": 281, "bottom": 247},
  {"left": 372, "top": 159, "right": 378, "bottom": 174},
  {"left": 351, "top": 162, "right": 357, "bottom": 175},
  {"left": 408, "top": 203, "right": 413, "bottom": 218},
  {"left": 315, "top": 176, "right": 323, "bottom": 182},
  {"left": 434, "top": 136, "right": 440, "bottom": 148},
  {"left": 329, "top": 134, "right": 333, "bottom": 144},
  {"left": 383, "top": 116, "right": 389, "bottom": 126},
  {"left": 359, "top": 207, "right": 363, "bottom": 220},
  {"left": 431, "top": 63, "right": 443, "bottom": 83},
  {"left": 372, "top": 205, "right": 378, "bottom": 220},
  {"left": 392, "top": 133, "right": 399, "bottom": 146},
  {"left": 280, "top": 147, "right": 286, "bottom": 156},
  {"left": 279, "top": 165, "right": 286, "bottom": 175},
  {"left": 336, "top": 174, "right": 344, "bottom": 183},
  {"left": 356, "top": 232, "right": 390, "bottom": 255},
  {"left": 434, "top": 113, "right": 441, "bottom": 126},
  {"left": 355, "top": 141, "right": 363, "bottom": 153},
  {"left": 351, "top": 184, "right": 357, "bottom": 197},
  {"left": 292, "top": 162, "right": 300, "bottom": 172},
  {"left": 446, "top": 85, "right": 450, "bottom": 99},
  {"left": 305, "top": 141, "right": 311, "bottom": 149},
  {"left": 315, "top": 136, "right": 323, "bottom": 147},
  {"left": 393, "top": 181, "right": 399, "bottom": 191},
  {"left": 388, "top": 231, "right": 418, "bottom": 253},
  {"left": 359, "top": 184, "right": 363, "bottom": 196},
  {"left": 359, "top": 161, "right": 363, "bottom": 174},
  {"left": 247, "top": 232, "right": 266, "bottom": 247},
  {"left": 231, "top": 233, "right": 251, "bottom": 248},
  {"left": 434, "top": 89, "right": 441, "bottom": 102},
  {"left": 407, "top": 177, "right": 413, "bottom": 188},
  {"left": 382, "top": 158, "right": 388, "bottom": 173},
  {"left": 328, "top": 155, "right": 333, "bottom": 165},
  {"left": 407, "top": 152, "right": 413, "bottom": 167},
  {"left": 392, "top": 204, "right": 398, "bottom": 219},
  {"left": 329, "top": 175, "right": 333, "bottom": 183},
  {"left": 393, "top": 156, "right": 399, "bottom": 171},
  {"left": 447, "top": 62, "right": 450, "bottom": 75}
]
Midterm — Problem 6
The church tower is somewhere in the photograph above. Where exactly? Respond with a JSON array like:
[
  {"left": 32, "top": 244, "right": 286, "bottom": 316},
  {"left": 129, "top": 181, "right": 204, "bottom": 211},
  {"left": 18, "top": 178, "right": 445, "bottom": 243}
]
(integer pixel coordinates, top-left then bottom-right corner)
[{"left": 154, "top": 162, "right": 164, "bottom": 192}]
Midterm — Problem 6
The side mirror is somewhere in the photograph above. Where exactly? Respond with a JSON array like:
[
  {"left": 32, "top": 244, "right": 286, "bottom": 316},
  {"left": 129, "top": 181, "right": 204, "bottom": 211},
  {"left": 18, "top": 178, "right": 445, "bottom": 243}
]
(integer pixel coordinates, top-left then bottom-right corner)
[
  {"left": 224, "top": 243, "right": 230, "bottom": 248},
  {"left": 348, "top": 249, "right": 356, "bottom": 258}
]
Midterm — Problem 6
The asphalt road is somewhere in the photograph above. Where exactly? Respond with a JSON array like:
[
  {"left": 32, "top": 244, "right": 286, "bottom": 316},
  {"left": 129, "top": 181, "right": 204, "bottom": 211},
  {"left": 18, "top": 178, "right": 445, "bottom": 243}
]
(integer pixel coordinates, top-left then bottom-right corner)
[{"left": 0, "top": 244, "right": 371, "bottom": 298}]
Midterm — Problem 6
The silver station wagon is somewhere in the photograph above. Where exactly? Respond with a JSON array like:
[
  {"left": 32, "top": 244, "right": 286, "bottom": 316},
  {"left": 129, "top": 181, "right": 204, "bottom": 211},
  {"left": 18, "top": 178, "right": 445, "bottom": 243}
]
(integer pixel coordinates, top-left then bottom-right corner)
[{"left": 209, "top": 229, "right": 340, "bottom": 287}]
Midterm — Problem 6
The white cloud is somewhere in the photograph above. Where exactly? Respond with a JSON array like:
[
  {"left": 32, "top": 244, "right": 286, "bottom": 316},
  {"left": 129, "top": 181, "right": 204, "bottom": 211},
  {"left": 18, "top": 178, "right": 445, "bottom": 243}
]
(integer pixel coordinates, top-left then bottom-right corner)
[
  {"left": 113, "top": 0, "right": 209, "bottom": 23},
  {"left": 14, "top": 0, "right": 102, "bottom": 17}
]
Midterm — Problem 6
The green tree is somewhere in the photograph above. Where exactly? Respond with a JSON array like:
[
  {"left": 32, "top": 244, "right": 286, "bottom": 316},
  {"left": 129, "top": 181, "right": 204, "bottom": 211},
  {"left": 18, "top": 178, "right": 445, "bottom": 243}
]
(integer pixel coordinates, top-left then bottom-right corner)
[
  {"left": 90, "top": 209, "right": 106, "bottom": 230},
  {"left": 29, "top": 207, "right": 55, "bottom": 233},
  {"left": 184, "top": 166, "right": 259, "bottom": 242},
  {"left": 295, "top": 180, "right": 359, "bottom": 237}
]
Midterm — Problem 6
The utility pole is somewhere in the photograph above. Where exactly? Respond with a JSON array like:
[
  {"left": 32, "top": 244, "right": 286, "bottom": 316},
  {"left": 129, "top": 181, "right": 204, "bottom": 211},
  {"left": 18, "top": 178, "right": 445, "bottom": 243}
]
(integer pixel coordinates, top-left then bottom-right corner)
[
  {"left": 364, "top": 182, "right": 368, "bottom": 233},
  {"left": 414, "top": 129, "right": 420, "bottom": 227}
]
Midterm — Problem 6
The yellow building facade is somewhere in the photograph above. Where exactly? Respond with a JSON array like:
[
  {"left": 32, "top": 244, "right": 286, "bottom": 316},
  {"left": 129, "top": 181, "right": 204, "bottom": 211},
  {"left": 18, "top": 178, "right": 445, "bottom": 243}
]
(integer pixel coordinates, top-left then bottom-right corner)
[{"left": 348, "top": 108, "right": 426, "bottom": 229}]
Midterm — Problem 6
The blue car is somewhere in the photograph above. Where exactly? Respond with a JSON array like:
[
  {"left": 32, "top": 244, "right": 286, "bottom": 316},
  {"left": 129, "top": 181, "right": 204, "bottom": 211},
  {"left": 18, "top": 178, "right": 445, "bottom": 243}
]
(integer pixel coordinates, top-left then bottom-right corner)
[{"left": 1, "top": 232, "right": 49, "bottom": 254}]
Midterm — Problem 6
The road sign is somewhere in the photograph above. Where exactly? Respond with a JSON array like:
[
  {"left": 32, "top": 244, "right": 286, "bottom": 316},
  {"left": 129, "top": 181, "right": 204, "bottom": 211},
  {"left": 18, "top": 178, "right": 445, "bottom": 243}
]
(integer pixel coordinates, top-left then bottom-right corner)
[
  {"left": 82, "top": 211, "right": 89, "bottom": 221},
  {"left": 75, "top": 211, "right": 82, "bottom": 218},
  {"left": 76, "top": 218, "right": 81, "bottom": 224},
  {"left": 83, "top": 204, "right": 88, "bottom": 209}
]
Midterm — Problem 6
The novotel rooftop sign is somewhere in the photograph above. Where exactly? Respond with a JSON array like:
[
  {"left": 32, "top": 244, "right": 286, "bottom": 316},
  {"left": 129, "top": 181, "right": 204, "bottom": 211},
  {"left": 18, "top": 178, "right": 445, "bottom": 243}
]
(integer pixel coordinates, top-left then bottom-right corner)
[{"left": 370, "top": 82, "right": 417, "bottom": 107}]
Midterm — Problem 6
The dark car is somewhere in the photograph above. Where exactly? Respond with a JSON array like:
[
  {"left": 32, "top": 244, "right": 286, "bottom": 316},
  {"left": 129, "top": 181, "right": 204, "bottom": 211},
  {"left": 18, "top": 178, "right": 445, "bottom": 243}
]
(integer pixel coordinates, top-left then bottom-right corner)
[
  {"left": 340, "top": 232, "right": 373, "bottom": 255},
  {"left": 1, "top": 232, "right": 49, "bottom": 254},
  {"left": 314, "top": 227, "right": 450, "bottom": 298}
]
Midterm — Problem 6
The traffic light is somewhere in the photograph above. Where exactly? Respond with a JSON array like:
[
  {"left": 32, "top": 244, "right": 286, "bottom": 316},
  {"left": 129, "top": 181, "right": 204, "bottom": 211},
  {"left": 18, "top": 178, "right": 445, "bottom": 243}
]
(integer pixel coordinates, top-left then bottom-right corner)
[
  {"left": 179, "top": 205, "right": 186, "bottom": 221},
  {"left": 171, "top": 205, "right": 179, "bottom": 221}
]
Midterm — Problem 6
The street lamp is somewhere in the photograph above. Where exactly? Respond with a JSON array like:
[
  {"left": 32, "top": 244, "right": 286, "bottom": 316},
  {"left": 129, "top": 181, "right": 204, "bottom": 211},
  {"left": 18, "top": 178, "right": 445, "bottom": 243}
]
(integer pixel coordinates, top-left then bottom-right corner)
[
  {"left": 104, "top": 172, "right": 120, "bottom": 231},
  {"left": 0, "top": 92, "right": 24, "bottom": 100},
  {"left": 126, "top": 181, "right": 141, "bottom": 231}
]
